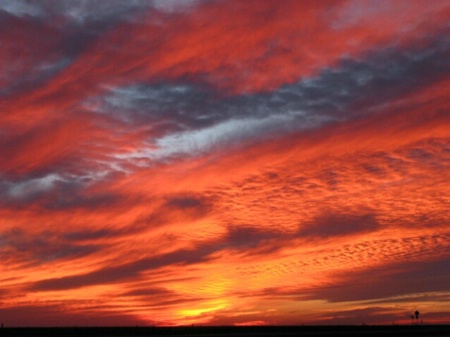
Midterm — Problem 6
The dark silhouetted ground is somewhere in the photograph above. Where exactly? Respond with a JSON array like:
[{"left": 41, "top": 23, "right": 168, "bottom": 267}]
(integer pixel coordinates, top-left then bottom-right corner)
[{"left": 1, "top": 325, "right": 450, "bottom": 337}]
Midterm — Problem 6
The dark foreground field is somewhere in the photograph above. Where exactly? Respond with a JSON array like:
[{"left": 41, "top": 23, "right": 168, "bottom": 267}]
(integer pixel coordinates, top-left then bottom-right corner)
[
  {"left": 2, "top": 325, "right": 450, "bottom": 337},
  {"left": 1, "top": 325, "right": 450, "bottom": 337}
]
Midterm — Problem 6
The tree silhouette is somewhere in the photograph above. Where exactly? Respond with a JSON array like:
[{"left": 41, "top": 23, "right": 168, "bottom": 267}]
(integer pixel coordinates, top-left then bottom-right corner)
[{"left": 415, "top": 310, "right": 420, "bottom": 324}]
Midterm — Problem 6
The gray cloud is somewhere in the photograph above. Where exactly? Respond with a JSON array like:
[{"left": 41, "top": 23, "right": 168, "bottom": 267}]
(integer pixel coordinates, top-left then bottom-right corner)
[
  {"left": 0, "top": 228, "right": 103, "bottom": 265},
  {"left": 0, "top": 1, "right": 159, "bottom": 99},
  {"left": 31, "top": 246, "right": 217, "bottom": 291},
  {"left": 0, "top": 12, "right": 63, "bottom": 98},
  {"left": 2, "top": 12, "right": 449, "bottom": 186},
  {"left": 164, "top": 194, "right": 211, "bottom": 211},
  {"left": 120, "top": 286, "right": 208, "bottom": 309},
  {"left": 0, "top": 304, "right": 149, "bottom": 327},
  {"left": 122, "top": 287, "right": 174, "bottom": 298},
  {"left": 0, "top": 173, "right": 123, "bottom": 211},
  {"left": 317, "top": 306, "right": 401, "bottom": 325},
  {"left": 64, "top": 229, "right": 117, "bottom": 242},
  {"left": 367, "top": 292, "right": 450, "bottom": 305},
  {"left": 0, "top": 0, "right": 188, "bottom": 21},
  {"left": 88, "top": 35, "right": 450, "bottom": 159},
  {"left": 298, "top": 213, "right": 380, "bottom": 238},
  {"left": 224, "top": 226, "right": 284, "bottom": 252},
  {"left": 304, "top": 258, "right": 450, "bottom": 303}
]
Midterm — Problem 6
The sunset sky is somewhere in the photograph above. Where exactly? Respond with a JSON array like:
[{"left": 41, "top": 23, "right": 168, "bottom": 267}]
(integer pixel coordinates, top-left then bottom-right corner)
[{"left": 1, "top": 0, "right": 450, "bottom": 327}]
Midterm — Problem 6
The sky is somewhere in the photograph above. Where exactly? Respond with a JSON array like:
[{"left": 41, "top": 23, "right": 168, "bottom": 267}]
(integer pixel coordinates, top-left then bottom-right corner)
[{"left": 1, "top": 0, "right": 450, "bottom": 327}]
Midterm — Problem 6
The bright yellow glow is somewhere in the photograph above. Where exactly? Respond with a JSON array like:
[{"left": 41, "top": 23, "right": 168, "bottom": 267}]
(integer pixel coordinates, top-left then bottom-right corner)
[{"left": 180, "top": 301, "right": 228, "bottom": 317}]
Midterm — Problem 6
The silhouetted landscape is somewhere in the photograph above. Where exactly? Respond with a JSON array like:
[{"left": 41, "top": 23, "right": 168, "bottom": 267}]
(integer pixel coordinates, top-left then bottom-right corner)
[{"left": 1, "top": 325, "right": 450, "bottom": 337}]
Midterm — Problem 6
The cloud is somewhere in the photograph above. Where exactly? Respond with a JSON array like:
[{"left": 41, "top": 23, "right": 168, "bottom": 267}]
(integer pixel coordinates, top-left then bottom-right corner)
[
  {"left": 85, "top": 35, "right": 450, "bottom": 161},
  {"left": 122, "top": 286, "right": 174, "bottom": 298},
  {"left": 0, "top": 0, "right": 198, "bottom": 21},
  {"left": 304, "top": 258, "right": 450, "bottom": 303},
  {"left": 221, "top": 226, "right": 287, "bottom": 257},
  {"left": 0, "top": 228, "right": 103, "bottom": 265},
  {"left": 317, "top": 306, "right": 398, "bottom": 325},
  {"left": 367, "top": 292, "right": 450, "bottom": 305},
  {"left": 0, "top": 11, "right": 64, "bottom": 96},
  {"left": 0, "top": 304, "right": 149, "bottom": 327},
  {"left": 164, "top": 194, "right": 211, "bottom": 212},
  {"left": 298, "top": 213, "right": 380, "bottom": 238},
  {"left": 64, "top": 229, "right": 117, "bottom": 242},
  {"left": 31, "top": 246, "right": 217, "bottom": 291},
  {"left": 0, "top": 172, "right": 124, "bottom": 212},
  {"left": 120, "top": 286, "right": 209, "bottom": 310},
  {"left": 0, "top": 174, "right": 61, "bottom": 201}
]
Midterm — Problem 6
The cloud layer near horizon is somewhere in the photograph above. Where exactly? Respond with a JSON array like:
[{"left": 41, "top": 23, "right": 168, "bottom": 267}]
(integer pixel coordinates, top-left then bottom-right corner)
[{"left": 1, "top": 0, "right": 450, "bottom": 327}]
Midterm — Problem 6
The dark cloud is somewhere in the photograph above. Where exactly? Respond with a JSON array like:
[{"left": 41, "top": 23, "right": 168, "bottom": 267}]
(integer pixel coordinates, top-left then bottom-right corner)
[
  {"left": 304, "top": 258, "right": 450, "bottom": 302},
  {"left": 324, "top": 305, "right": 450, "bottom": 325},
  {"left": 45, "top": 190, "right": 121, "bottom": 211},
  {"left": 298, "top": 213, "right": 379, "bottom": 238},
  {"left": 164, "top": 194, "right": 211, "bottom": 211},
  {"left": 0, "top": 0, "right": 201, "bottom": 20},
  {"left": 89, "top": 35, "right": 450, "bottom": 154},
  {"left": 368, "top": 292, "right": 450, "bottom": 305},
  {"left": 0, "top": 228, "right": 103, "bottom": 265},
  {"left": 1, "top": 6, "right": 449, "bottom": 185},
  {"left": 31, "top": 246, "right": 217, "bottom": 291},
  {"left": 0, "top": 174, "right": 123, "bottom": 211},
  {"left": 0, "top": 304, "right": 149, "bottom": 327},
  {"left": 121, "top": 287, "right": 207, "bottom": 309},
  {"left": 64, "top": 229, "right": 117, "bottom": 242},
  {"left": 318, "top": 306, "right": 400, "bottom": 325},
  {"left": 0, "top": 9, "right": 118, "bottom": 99},
  {"left": 225, "top": 226, "right": 283, "bottom": 250},
  {"left": 0, "top": 11, "right": 64, "bottom": 98},
  {"left": 126, "top": 193, "right": 214, "bottom": 232},
  {"left": 0, "top": 1, "right": 155, "bottom": 99},
  {"left": 122, "top": 287, "right": 174, "bottom": 297},
  {"left": 0, "top": 0, "right": 216, "bottom": 124}
]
